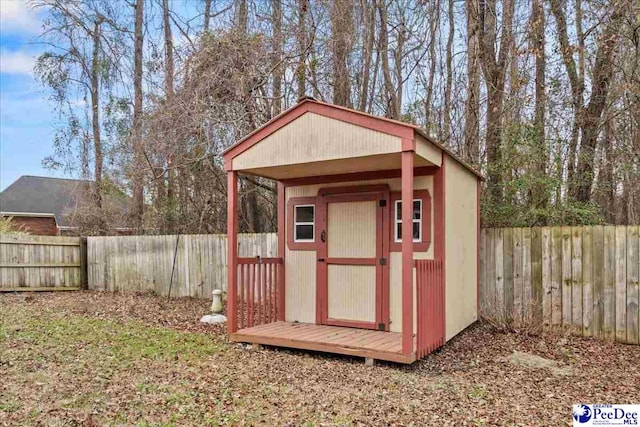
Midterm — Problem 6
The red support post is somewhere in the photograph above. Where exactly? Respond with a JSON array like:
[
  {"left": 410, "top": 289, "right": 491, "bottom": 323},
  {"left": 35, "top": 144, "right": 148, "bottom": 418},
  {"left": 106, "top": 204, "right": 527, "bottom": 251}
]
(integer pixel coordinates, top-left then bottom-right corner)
[
  {"left": 277, "top": 181, "right": 286, "bottom": 321},
  {"left": 227, "top": 171, "right": 238, "bottom": 333},
  {"left": 401, "top": 150, "right": 414, "bottom": 354}
]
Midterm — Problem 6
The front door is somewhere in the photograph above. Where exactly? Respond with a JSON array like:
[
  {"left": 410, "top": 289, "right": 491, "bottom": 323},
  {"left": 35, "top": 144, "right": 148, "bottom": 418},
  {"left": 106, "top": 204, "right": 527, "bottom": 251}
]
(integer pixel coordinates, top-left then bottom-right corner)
[{"left": 317, "top": 188, "right": 389, "bottom": 330}]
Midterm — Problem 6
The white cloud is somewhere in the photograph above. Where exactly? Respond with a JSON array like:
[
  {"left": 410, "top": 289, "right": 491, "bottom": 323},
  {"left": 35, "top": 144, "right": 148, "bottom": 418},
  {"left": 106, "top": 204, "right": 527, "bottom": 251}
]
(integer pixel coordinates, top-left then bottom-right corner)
[
  {"left": 0, "top": 49, "right": 35, "bottom": 74},
  {"left": 0, "top": 0, "right": 41, "bottom": 34}
]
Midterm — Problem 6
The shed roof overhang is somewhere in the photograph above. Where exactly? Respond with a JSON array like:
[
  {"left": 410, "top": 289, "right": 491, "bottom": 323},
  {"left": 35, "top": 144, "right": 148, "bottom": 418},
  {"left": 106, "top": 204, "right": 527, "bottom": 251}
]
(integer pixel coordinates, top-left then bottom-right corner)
[{"left": 222, "top": 98, "right": 482, "bottom": 181}]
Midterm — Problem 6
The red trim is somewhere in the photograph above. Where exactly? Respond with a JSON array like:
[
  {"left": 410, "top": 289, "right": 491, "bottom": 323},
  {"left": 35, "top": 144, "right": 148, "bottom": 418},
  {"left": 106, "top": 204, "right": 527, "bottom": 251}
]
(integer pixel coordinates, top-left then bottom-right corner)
[
  {"left": 317, "top": 188, "right": 390, "bottom": 330},
  {"left": 237, "top": 257, "right": 283, "bottom": 264},
  {"left": 227, "top": 171, "right": 238, "bottom": 333},
  {"left": 317, "top": 184, "right": 390, "bottom": 196},
  {"left": 389, "top": 190, "right": 432, "bottom": 252},
  {"left": 325, "top": 257, "right": 377, "bottom": 265},
  {"left": 277, "top": 182, "right": 286, "bottom": 321},
  {"left": 281, "top": 166, "right": 438, "bottom": 187},
  {"left": 433, "top": 153, "right": 447, "bottom": 345},
  {"left": 286, "top": 196, "right": 317, "bottom": 251},
  {"left": 324, "top": 319, "right": 379, "bottom": 329},
  {"left": 401, "top": 151, "right": 414, "bottom": 354},
  {"left": 402, "top": 137, "right": 415, "bottom": 152}
]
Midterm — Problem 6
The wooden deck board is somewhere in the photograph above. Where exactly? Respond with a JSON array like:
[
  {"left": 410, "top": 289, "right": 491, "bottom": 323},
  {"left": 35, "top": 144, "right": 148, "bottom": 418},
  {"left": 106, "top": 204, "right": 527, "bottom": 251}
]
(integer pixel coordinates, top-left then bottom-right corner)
[{"left": 230, "top": 321, "right": 416, "bottom": 364}]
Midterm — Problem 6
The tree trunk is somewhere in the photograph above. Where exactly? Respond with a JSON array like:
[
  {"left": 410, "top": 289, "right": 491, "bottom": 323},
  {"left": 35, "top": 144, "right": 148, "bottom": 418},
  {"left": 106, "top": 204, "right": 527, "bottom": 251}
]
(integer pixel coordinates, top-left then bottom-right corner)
[
  {"left": 424, "top": 0, "right": 440, "bottom": 127},
  {"left": 358, "top": 0, "right": 375, "bottom": 112},
  {"left": 296, "top": 0, "right": 308, "bottom": 98},
  {"left": 377, "top": 0, "right": 399, "bottom": 119},
  {"left": 479, "top": 0, "right": 514, "bottom": 205},
  {"left": 572, "top": 0, "right": 629, "bottom": 202},
  {"left": 91, "top": 17, "right": 106, "bottom": 233},
  {"left": 548, "top": 0, "right": 584, "bottom": 194},
  {"left": 204, "top": 0, "right": 212, "bottom": 30},
  {"left": 162, "top": 0, "right": 175, "bottom": 230},
  {"left": 531, "top": 0, "right": 547, "bottom": 218},
  {"left": 132, "top": 0, "right": 145, "bottom": 232},
  {"left": 331, "top": 0, "right": 353, "bottom": 107},
  {"left": 464, "top": 0, "right": 480, "bottom": 165},
  {"left": 442, "top": 0, "right": 454, "bottom": 143},
  {"left": 271, "top": 0, "right": 283, "bottom": 115}
]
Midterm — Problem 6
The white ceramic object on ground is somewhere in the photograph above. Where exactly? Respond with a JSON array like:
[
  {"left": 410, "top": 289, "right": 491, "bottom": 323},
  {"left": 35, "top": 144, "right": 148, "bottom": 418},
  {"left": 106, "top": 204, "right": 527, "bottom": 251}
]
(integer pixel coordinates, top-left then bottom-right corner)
[
  {"left": 200, "top": 314, "right": 227, "bottom": 324},
  {"left": 211, "top": 289, "right": 223, "bottom": 313}
]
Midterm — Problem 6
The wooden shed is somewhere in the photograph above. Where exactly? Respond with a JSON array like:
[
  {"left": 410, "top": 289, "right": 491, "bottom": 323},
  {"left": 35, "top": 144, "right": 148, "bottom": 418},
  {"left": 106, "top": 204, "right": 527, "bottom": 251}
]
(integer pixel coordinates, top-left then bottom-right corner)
[{"left": 222, "top": 97, "right": 482, "bottom": 364}]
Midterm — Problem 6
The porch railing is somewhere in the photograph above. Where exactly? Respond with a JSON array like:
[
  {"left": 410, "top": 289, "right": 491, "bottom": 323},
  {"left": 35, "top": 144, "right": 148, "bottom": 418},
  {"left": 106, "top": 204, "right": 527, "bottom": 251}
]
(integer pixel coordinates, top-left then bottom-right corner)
[
  {"left": 237, "top": 257, "right": 283, "bottom": 329},
  {"left": 415, "top": 259, "right": 445, "bottom": 358}
]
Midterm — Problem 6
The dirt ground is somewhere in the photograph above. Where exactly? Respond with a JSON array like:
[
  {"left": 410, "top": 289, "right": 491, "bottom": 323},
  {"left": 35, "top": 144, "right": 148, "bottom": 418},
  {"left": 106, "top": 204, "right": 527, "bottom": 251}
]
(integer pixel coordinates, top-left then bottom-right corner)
[{"left": 1, "top": 291, "right": 638, "bottom": 426}]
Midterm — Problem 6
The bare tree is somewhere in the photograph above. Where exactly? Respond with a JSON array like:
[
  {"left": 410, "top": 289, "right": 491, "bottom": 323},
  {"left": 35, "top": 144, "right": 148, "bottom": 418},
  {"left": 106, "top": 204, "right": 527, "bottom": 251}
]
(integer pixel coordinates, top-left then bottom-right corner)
[
  {"left": 331, "top": 0, "right": 353, "bottom": 107},
  {"left": 464, "top": 0, "right": 480, "bottom": 165},
  {"left": 131, "top": 0, "right": 145, "bottom": 231}
]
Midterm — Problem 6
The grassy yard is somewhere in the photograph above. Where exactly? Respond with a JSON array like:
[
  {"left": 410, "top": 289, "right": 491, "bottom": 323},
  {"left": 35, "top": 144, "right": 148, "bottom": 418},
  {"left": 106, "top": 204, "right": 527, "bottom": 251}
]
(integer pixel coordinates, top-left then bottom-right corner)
[{"left": 1, "top": 292, "right": 638, "bottom": 426}]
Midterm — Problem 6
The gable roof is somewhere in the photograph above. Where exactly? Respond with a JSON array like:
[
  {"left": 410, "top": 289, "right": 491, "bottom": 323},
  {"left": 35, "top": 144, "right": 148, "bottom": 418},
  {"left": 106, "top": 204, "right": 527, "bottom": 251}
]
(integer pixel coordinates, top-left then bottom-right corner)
[
  {"left": 223, "top": 97, "right": 483, "bottom": 179},
  {"left": 0, "top": 176, "right": 130, "bottom": 228}
]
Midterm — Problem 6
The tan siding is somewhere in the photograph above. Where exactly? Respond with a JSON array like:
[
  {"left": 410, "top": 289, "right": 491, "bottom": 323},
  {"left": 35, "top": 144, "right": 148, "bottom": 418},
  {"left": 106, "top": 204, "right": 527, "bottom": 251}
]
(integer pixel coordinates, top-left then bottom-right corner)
[
  {"left": 233, "top": 113, "right": 402, "bottom": 170},
  {"left": 328, "top": 200, "right": 377, "bottom": 258},
  {"left": 328, "top": 265, "right": 376, "bottom": 322},
  {"left": 415, "top": 134, "right": 443, "bottom": 166},
  {"left": 285, "top": 249, "right": 316, "bottom": 323},
  {"left": 444, "top": 156, "right": 479, "bottom": 340}
]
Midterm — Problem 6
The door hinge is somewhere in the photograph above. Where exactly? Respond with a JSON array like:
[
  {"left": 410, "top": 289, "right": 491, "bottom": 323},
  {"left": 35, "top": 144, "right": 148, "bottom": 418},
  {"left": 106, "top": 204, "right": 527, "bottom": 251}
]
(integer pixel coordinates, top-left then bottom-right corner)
[
  {"left": 379, "top": 257, "right": 387, "bottom": 265},
  {"left": 379, "top": 199, "right": 387, "bottom": 207},
  {"left": 378, "top": 323, "right": 385, "bottom": 331}
]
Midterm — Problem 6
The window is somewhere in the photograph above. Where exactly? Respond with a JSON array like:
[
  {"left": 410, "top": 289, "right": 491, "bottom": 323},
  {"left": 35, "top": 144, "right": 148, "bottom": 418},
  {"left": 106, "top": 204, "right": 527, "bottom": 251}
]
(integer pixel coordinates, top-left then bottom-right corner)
[
  {"left": 394, "top": 199, "right": 421, "bottom": 243},
  {"left": 294, "top": 205, "right": 315, "bottom": 242}
]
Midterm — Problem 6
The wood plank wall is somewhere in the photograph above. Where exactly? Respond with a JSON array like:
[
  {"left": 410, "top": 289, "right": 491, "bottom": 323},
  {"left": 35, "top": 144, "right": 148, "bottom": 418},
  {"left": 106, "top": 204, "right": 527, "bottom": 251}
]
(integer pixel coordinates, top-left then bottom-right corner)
[
  {"left": 480, "top": 226, "right": 640, "bottom": 344},
  {"left": 0, "top": 234, "right": 84, "bottom": 291},
  {"left": 87, "top": 234, "right": 277, "bottom": 298}
]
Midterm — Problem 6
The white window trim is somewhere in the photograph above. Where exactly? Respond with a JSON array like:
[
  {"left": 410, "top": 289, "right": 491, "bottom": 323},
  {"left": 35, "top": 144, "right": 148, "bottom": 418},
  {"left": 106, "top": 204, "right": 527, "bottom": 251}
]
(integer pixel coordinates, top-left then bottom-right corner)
[
  {"left": 394, "top": 199, "right": 422, "bottom": 243},
  {"left": 294, "top": 204, "right": 315, "bottom": 242}
]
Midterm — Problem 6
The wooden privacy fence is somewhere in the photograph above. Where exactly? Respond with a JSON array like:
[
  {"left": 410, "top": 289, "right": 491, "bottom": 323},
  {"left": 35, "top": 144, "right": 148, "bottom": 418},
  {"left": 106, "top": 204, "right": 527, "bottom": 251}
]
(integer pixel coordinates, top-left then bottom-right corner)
[
  {"left": 87, "top": 233, "right": 277, "bottom": 298},
  {"left": 480, "top": 226, "right": 640, "bottom": 344},
  {"left": 0, "top": 234, "right": 85, "bottom": 291}
]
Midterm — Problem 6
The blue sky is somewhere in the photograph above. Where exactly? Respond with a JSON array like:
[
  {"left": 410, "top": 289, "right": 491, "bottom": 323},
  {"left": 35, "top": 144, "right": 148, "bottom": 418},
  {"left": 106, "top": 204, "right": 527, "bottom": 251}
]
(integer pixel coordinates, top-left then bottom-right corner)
[{"left": 0, "top": 0, "right": 65, "bottom": 191}]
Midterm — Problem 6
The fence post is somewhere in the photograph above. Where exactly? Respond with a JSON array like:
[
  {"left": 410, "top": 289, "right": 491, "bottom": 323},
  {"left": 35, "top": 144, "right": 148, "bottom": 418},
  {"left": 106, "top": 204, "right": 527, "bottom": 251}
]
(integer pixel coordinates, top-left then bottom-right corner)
[{"left": 80, "top": 237, "right": 88, "bottom": 290}]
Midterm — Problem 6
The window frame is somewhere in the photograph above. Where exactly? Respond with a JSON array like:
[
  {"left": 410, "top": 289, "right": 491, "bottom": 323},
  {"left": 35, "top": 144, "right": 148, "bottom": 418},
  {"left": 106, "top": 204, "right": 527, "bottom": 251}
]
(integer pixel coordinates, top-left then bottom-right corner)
[
  {"left": 293, "top": 204, "right": 315, "bottom": 242},
  {"left": 393, "top": 199, "right": 422, "bottom": 243},
  {"left": 389, "top": 189, "right": 432, "bottom": 252},
  {"left": 287, "top": 196, "right": 317, "bottom": 250}
]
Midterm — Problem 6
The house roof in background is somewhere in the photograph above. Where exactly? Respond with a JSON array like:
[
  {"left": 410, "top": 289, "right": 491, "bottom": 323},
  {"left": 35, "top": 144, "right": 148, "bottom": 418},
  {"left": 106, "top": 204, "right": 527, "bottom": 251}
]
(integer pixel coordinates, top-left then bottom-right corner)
[{"left": 0, "top": 176, "right": 129, "bottom": 228}]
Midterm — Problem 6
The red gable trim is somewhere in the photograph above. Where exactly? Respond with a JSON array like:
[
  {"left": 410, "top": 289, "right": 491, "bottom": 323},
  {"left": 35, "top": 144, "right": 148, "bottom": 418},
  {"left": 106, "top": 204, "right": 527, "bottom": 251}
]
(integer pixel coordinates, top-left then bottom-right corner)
[{"left": 222, "top": 99, "right": 415, "bottom": 166}]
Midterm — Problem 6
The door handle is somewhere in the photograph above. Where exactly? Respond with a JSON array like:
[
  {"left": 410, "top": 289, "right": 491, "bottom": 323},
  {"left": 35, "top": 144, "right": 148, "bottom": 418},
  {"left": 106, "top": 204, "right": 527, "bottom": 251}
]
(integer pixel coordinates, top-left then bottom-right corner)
[
  {"left": 320, "top": 230, "right": 326, "bottom": 243},
  {"left": 318, "top": 258, "right": 325, "bottom": 263}
]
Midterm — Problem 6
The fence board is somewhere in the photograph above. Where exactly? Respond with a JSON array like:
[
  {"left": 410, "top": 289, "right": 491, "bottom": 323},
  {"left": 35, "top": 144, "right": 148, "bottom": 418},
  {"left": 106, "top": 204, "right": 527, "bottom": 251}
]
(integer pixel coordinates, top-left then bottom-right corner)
[
  {"left": 615, "top": 227, "right": 627, "bottom": 342},
  {"left": 626, "top": 226, "right": 639, "bottom": 344},
  {"left": 88, "top": 233, "right": 277, "bottom": 298},
  {"left": 0, "top": 235, "right": 82, "bottom": 291},
  {"left": 561, "top": 226, "right": 573, "bottom": 325},
  {"left": 551, "top": 227, "right": 563, "bottom": 326},
  {"left": 571, "top": 227, "right": 583, "bottom": 332},
  {"left": 542, "top": 228, "right": 552, "bottom": 327},
  {"left": 481, "top": 226, "right": 639, "bottom": 345},
  {"left": 582, "top": 227, "right": 593, "bottom": 337}
]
